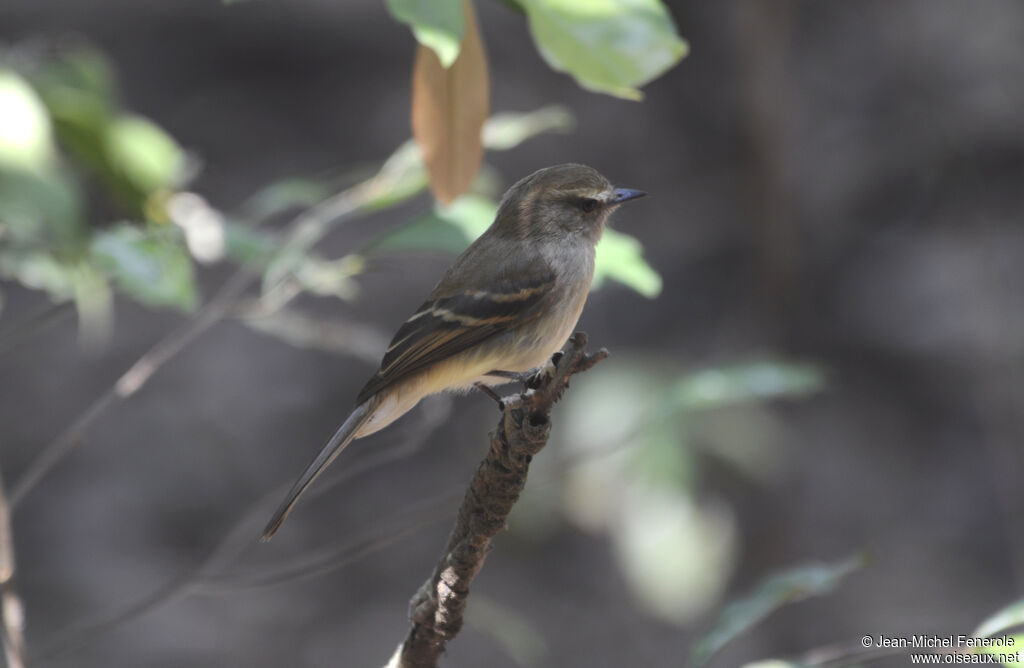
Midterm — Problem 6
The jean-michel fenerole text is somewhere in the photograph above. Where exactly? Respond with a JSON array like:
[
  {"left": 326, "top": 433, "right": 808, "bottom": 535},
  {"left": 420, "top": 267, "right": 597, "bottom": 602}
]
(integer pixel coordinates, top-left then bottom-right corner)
[{"left": 872, "top": 635, "right": 1015, "bottom": 649}]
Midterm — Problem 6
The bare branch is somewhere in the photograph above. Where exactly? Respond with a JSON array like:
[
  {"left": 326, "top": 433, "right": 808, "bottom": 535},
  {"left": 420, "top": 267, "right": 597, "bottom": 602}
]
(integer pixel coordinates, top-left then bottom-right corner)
[
  {"left": 392, "top": 333, "right": 608, "bottom": 668},
  {"left": 9, "top": 270, "right": 250, "bottom": 507},
  {"left": 0, "top": 468, "right": 26, "bottom": 668},
  {"left": 33, "top": 399, "right": 452, "bottom": 661},
  {"left": 10, "top": 179, "right": 380, "bottom": 508}
]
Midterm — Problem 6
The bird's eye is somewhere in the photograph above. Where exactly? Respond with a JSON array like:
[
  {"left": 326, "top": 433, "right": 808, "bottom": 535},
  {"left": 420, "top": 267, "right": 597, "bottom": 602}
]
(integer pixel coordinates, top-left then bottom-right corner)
[{"left": 578, "top": 197, "right": 600, "bottom": 213}]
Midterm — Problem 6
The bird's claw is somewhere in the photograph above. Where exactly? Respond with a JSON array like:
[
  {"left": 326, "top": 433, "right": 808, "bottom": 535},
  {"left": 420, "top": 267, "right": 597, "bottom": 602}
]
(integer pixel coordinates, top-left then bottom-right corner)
[
  {"left": 525, "top": 352, "right": 561, "bottom": 390},
  {"left": 474, "top": 382, "right": 505, "bottom": 410}
]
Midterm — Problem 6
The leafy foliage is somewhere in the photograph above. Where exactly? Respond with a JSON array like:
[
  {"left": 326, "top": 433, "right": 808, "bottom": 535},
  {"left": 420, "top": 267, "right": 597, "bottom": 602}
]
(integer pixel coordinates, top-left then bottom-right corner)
[
  {"left": 975, "top": 600, "right": 1024, "bottom": 639},
  {"left": 0, "top": 1, "right": 686, "bottom": 330},
  {"left": 593, "top": 228, "right": 662, "bottom": 297},
  {"left": 411, "top": 0, "right": 489, "bottom": 205},
  {"left": 973, "top": 601, "right": 1024, "bottom": 666},
  {"left": 91, "top": 225, "right": 196, "bottom": 311},
  {"left": 524, "top": 359, "right": 827, "bottom": 625},
  {"left": 386, "top": 0, "right": 465, "bottom": 68},
  {"left": 518, "top": 0, "right": 688, "bottom": 100},
  {"left": 391, "top": 0, "right": 687, "bottom": 100},
  {"left": 0, "top": 48, "right": 194, "bottom": 343},
  {"left": 396, "top": 0, "right": 687, "bottom": 200},
  {"left": 669, "top": 362, "right": 825, "bottom": 410},
  {"left": 1, "top": 39, "right": 663, "bottom": 351},
  {"left": 691, "top": 555, "right": 866, "bottom": 666}
]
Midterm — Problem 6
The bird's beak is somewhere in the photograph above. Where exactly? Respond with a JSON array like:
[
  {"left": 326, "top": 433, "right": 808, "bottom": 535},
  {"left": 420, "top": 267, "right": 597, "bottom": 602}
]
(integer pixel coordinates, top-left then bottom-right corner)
[{"left": 610, "top": 188, "right": 647, "bottom": 204}]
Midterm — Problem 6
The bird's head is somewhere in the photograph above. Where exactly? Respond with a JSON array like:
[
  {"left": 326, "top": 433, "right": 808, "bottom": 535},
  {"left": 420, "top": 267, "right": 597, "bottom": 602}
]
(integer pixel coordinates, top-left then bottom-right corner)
[{"left": 492, "top": 163, "right": 646, "bottom": 244}]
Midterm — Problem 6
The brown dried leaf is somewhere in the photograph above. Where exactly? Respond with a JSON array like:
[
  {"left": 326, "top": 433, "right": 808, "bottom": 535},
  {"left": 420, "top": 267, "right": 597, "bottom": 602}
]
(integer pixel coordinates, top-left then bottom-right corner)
[{"left": 411, "top": 0, "right": 489, "bottom": 206}]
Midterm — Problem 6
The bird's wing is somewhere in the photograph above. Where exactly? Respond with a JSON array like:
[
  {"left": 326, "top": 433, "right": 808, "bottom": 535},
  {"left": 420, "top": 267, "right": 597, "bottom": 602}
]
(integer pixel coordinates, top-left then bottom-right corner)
[{"left": 356, "top": 252, "right": 556, "bottom": 403}]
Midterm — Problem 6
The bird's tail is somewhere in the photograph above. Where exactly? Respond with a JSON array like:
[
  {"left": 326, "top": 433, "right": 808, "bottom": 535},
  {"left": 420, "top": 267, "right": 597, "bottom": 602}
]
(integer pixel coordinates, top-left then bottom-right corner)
[{"left": 260, "top": 399, "right": 377, "bottom": 540}]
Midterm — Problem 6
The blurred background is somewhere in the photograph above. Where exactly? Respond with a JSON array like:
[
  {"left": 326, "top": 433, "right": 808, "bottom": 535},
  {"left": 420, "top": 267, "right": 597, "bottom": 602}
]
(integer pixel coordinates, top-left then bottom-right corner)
[{"left": 1, "top": 1, "right": 1023, "bottom": 666}]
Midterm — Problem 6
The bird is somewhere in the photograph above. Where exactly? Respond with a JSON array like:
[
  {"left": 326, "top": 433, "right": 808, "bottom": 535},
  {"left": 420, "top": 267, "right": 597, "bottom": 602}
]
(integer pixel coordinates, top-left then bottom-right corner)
[{"left": 261, "top": 163, "right": 646, "bottom": 539}]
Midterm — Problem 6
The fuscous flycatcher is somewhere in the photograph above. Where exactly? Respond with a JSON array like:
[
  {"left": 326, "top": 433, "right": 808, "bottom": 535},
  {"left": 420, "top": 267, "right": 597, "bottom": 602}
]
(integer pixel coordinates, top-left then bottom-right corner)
[{"left": 261, "top": 163, "right": 646, "bottom": 539}]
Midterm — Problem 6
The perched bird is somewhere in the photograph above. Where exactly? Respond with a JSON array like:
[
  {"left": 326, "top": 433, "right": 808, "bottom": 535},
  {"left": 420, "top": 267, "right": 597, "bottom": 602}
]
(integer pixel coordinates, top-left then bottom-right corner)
[{"left": 261, "top": 163, "right": 646, "bottom": 539}]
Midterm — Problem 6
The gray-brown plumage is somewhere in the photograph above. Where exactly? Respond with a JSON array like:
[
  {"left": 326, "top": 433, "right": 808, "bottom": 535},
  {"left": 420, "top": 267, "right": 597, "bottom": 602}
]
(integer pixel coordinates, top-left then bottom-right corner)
[{"left": 262, "top": 164, "right": 646, "bottom": 539}]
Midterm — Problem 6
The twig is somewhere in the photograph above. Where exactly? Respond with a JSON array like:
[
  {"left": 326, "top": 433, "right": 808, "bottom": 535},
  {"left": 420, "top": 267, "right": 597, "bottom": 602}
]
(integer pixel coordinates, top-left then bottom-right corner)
[
  {"left": 33, "top": 398, "right": 451, "bottom": 662},
  {"left": 0, "top": 301, "right": 75, "bottom": 358},
  {"left": 9, "top": 270, "right": 250, "bottom": 507},
  {"left": 236, "top": 305, "right": 388, "bottom": 365},
  {"left": 389, "top": 332, "right": 608, "bottom": 668},
  {"left": 736, "top": 0, "right": 794, "bottom": 320},
  {"left": 0, "top": 468, "right": 26, "bottom": 668},
  {"left": 10, "top": 184, "right": 378, "bottom": 508}
]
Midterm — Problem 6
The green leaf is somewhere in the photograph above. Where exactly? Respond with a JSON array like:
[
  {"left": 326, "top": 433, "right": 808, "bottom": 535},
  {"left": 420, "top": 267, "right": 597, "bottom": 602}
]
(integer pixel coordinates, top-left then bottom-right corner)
[
  {"left": 386, "top": 0, "right": 465, "bottom": 68},
  {"left": 365, "top": 213, "right": 472, "bottom": 255},
  {"left": 91, "top": 225, "right": 197, "bottom": 311},
  {"left": 669, "top": 361, "right": 825, "bottom": 411},
  {"left": 105, "top": 115, "right": 184, "bottom": 195},
  {"left": 223, "top": 219, "right": 278, "bottom": 266},
  {"left": 466, "top": 595, "right": 548, "bottom": 668},
  {"left": 237, "top": 177, "right": 332, "bottom": 223},
  {"left": 365, "top": 183, "right": 479, "bottom": 256},
  {"left": 28, "top": 47, "right": 186, "bottom": 216},
  {"left": 518, "top": 0, "right": 688, "bottom": 100},
  {"left": 0, "top": 69, "right": 56, "bottom": 174},
  {"left": 30, "top": 46, "right": 115, "bottom": 109},
  {"left": 260, "top": 107, "right": 577, "bottom": 295},
  {"left": 261, "top": 141, "right": 428, "bottom": 293},
  {"left": 975, "top": 601, "right": 1024, "bottom": 639},
  {"left": 30, "top": 47, "right": 116, "bottom": 174},
  {"left": 0, "top": 252, "right": 113, "bottom": 345},
  {"left": 482, "top": 106, "right": 574, "bottom": 149},
  {"left": 365, "top": 194, "right": 495, "bottom": 256},
  {"left": 593, "top": 227, "right": 661, "bottom": 297},
  {"left": 72, "top": 260, "right": 114, "bottom": 349},
  {"left": 0, "top": 168, "right": 82, "bottom": 248},
  {"left": 0, "top": 249, "right": 78, "bottom": 301},
  {"left": 611, "top": 487, "right": 735, "bottom": 624},
  {"left": 438, "top": 193, "right": 497, "bottom": 237},
  {"left": 629, "top": 420, "right": 693, "bottom": 491},
  {"left": 291, "top": 254, "right": 363, "bottom": 301},
  {"left": 356, "top": 140, "right": 430, "bottom": 212},
  {"left": 692, "top": 554, "right": 866, "bottom": 667}
]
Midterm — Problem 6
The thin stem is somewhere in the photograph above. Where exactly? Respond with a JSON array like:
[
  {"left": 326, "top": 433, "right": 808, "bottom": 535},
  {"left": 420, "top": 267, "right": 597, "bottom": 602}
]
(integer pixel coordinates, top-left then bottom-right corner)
[
  {"left": 11, "top": 182, "right": 378, "bottom": 508},
  {"left": 33, "top": 399, "right": 450, "bottom": 661},
  {"left": 0, "top": 301, "right": 75, "bottom": 358},
  {"left": 0, "top": 468, "right": 26, "bottom": 668},
  {"left": 10, "top": 270, "right": 249, "bottom": 507}
]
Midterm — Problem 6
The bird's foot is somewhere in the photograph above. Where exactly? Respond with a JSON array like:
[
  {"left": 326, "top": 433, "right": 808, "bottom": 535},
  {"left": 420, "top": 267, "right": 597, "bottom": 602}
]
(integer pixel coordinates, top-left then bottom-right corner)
[
  {"left": 474, "top": 382, "right": 505, "bottom": 410},
  {"left": 488, "top": 351, "right": 564, "bottom": 393},
  {"left": 525, "top": 351, "right": 562, "bottom": 390}
]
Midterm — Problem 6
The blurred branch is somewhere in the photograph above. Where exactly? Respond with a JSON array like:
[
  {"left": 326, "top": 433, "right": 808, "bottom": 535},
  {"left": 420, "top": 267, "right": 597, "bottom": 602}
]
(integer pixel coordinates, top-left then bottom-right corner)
[
  {"left": 388, "top": 333, "right": 608, "bottom": 668},
  {"left": 10, "top": 175, "right": 383, "bottom": 508},
  {"left": 33, "top": 399, "right": 452, "bottom": 662},
  {"left": 0, "top": 468, "right": 26, "bottom": 668},
  {"left": 0, "top": 301, "right": 75, "bottom": 358},
  {"left": 9, "top": 269, "right": 250, "bottom": 507},
  {"left": 237, "top": 305, "right": 388, "bottom": 365},
  {"left": 736, "top": 0, "right": 794, "bottom": 321},
  {"left": 193, "top": 499, "right": 448, "bottom": 593}
]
